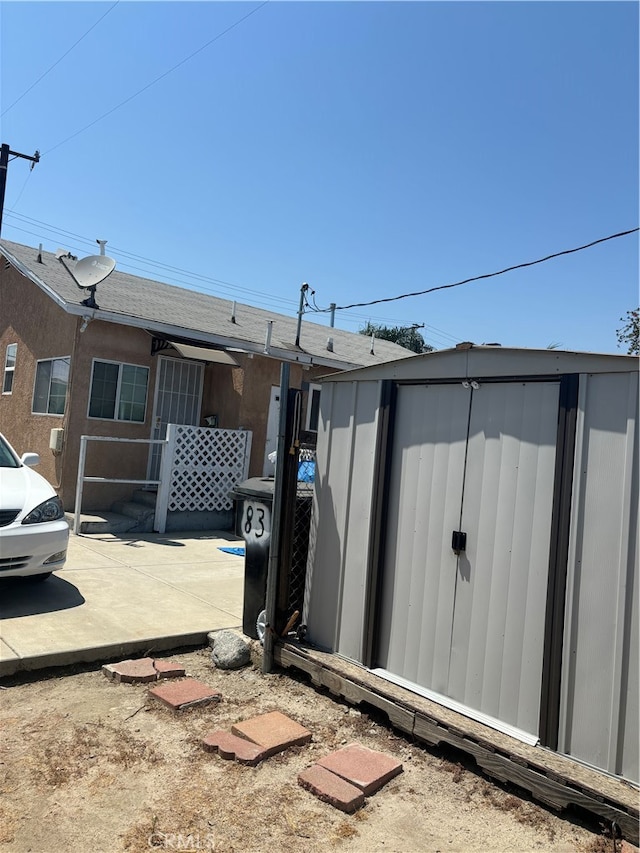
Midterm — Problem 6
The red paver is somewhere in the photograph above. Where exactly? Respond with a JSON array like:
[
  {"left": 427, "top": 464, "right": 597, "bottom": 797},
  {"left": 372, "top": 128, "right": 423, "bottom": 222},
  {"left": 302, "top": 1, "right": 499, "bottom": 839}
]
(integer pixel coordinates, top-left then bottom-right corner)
[
  {"left": 231, "top": 711, "right": 312, "bottom": 758},
  {"left": 621, "top": 842, "right": 640, "bottom": 853},
  {"left": 102, "top": 658, "right": 158, "bottom": 683},
  {"left": 202, "top": 730, "right": 265, "bottom": 766},
  {"left": 298, "top": 764, "right": 365, "bottom": 813},
  {"left": 317, "top": 743, "right": 402, "bottom": 795},
  {"left": 148, "top": 678, "right": 222, "bottom": 710},
  {"left": 153, "top": 659, "right": 186, "bottom": 679}
]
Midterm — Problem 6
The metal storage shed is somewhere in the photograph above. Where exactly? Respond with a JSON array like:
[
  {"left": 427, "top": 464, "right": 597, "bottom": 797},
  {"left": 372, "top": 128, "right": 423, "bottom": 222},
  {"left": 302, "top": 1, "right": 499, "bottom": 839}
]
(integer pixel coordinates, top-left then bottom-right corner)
[{"left": 303, "top": 346, "right": 638, "bottom": 784}]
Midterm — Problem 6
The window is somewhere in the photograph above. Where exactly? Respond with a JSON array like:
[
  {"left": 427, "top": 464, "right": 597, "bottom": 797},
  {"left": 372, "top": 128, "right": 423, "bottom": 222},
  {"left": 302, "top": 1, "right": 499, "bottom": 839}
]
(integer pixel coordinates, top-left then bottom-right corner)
[
  {"left": 3, "top": 344, "right": 17, "bottom": 394},
  {"left": 306, "top": 384, "right": 321, "bottom": 432},
  {"left": 32, "top": 357, "right": 70, "bottom": 415},
  {"left": 89, "top": 360, "right": 149, "bottom": 422}
]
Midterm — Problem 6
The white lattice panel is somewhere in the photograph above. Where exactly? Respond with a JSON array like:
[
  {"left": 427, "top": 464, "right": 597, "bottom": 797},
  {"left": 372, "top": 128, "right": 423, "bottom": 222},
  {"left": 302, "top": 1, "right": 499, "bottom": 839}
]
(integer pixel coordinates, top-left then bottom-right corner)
[{"left": 166, "top": 426, "right": 251, "bottom": 513}]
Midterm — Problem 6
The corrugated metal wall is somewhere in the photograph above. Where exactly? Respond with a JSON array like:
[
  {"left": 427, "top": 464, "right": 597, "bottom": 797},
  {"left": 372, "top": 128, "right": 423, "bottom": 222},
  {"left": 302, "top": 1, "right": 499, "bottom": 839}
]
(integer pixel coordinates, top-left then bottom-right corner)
[
  {"left": 376, "top": 384, "right": 469, "bottom": 693},
  {"left": 449, "top": 381, "right": 559, "bottom": 734},
  {"left": 304, "top": 380, "right": 380, "bottom": 656},
  {"left": 376, "top": 381, "right": 559, "bottom": 737},
  {"left": 558, "top": 372, "right": 639, "bottom": 781}
]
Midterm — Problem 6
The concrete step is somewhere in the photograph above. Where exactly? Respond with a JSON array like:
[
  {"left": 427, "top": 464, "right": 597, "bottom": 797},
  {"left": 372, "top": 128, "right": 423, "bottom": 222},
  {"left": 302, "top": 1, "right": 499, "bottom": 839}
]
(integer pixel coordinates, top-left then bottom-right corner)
[
  {"left": 131, "top": 489, "right": 158, "bottom": 508},
  {"left": 110, "top": 501, "right": 155, "bottom": 532},
  {"left": 65, "top": 511, "right": 139, "bottom": 535}
]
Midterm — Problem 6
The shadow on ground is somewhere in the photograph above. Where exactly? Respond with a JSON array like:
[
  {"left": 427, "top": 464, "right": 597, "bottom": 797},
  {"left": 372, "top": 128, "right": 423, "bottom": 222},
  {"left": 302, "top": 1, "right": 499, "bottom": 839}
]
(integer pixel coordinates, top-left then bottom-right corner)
[{"left": 0, "top": 575, "right": 85, "bottom": 618}]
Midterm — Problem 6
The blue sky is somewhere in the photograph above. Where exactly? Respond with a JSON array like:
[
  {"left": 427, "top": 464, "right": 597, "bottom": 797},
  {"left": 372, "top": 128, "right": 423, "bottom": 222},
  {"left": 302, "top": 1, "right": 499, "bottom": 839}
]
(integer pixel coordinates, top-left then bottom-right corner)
[{"left": 1, "top": 1, "right": 638, "bottom": 353}]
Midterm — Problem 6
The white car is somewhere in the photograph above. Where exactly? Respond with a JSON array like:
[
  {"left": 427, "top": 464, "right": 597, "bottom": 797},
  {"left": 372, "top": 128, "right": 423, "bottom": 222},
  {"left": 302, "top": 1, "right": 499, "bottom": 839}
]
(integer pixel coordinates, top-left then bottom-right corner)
[{"left": 0, "top": 432, "right": 69, "bottom": 581}]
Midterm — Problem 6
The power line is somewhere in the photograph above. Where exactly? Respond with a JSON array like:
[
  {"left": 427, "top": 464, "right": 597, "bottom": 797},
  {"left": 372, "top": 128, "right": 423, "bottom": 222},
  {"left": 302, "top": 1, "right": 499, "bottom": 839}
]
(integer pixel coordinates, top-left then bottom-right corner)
[
  {"left": 1, "top": 2, "right": 121, "bottom": 118},
  {"left": 10, "top": 170, "right": 33, "bottom": 209},
  {"left": 1, "top": 210, "right": 462, "bottom": 342},
  {"left": 326, "top": 228, "right": 640, "bottom": 312},
  {"left": 42, "top": 1, "right": 269, "bottom": 156},
  {"left": 7, "top": 211, "right": 296, "bottom": 305},
  {"left": 3, "top": 210, "right": 298, "bottom": 307}
]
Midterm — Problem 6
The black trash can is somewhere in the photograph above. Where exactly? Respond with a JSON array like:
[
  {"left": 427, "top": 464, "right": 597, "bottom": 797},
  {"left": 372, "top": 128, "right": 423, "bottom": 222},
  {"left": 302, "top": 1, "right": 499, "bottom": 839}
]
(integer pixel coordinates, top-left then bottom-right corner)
[{"left": 230, "top": 477, "right": 275, "bottom": 640}]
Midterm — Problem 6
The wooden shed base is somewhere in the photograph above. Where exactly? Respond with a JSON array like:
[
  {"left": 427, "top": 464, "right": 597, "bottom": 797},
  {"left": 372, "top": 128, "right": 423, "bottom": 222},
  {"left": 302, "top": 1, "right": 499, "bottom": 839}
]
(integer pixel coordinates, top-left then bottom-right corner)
[{"left": 274, "top": 641, "right": 639, "bottom": 844}]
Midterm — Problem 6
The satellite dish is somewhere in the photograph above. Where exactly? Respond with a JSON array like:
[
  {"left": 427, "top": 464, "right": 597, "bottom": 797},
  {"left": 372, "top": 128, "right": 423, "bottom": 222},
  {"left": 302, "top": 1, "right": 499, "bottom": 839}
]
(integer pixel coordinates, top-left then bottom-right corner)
[
  {"left": 57, "top": 245, "right": 116, "bottom": 310},
  {"left": 73, "top": 255, "right": 116, "bottom": 288}
]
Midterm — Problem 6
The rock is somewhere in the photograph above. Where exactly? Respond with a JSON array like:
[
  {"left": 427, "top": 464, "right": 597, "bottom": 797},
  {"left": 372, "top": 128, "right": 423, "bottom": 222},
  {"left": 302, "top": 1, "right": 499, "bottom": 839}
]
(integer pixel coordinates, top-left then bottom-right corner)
[{"left": 210, "top": 630, "right": 251, "bottom": 670}]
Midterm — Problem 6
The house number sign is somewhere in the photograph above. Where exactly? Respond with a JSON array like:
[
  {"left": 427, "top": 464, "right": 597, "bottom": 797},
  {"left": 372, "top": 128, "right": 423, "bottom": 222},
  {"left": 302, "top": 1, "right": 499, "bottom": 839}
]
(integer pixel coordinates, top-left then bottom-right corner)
[{"left": 241, "top": 501, "right": 271, "bottom": 546}]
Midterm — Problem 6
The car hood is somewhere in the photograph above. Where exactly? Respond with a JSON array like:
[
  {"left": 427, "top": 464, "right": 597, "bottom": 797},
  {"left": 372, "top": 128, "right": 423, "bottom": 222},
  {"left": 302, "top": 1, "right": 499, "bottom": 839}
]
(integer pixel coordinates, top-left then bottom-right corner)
[{"left": 0, "top": 464, "right": 57, "bottom": 517}]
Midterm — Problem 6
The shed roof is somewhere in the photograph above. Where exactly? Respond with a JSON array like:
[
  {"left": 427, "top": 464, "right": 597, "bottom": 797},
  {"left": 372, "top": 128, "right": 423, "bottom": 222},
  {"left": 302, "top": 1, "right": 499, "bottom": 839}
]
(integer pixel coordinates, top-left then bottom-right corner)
[
  {"left": 321, "top": 343, "right": 638, "bottom": 382},
  {"left": 0, "top": 240, "right": 412, "bottom": 371}
]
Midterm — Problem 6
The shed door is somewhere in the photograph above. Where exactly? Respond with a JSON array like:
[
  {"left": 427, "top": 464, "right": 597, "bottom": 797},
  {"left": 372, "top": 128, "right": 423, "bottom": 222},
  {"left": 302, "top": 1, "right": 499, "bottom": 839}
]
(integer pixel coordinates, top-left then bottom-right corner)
[{"left": 376, "top": 381, "right": 560, "bottom": 738}]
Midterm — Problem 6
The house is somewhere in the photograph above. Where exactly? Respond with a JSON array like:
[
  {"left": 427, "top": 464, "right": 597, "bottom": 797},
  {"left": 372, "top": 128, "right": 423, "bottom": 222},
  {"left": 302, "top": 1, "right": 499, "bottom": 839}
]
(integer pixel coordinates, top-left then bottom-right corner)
[
  {"left": 0, "top": 238, "right": 411, "bottom": 517},
  {"left": 302, "top": 345, "right": 638, "bottom": 784}
]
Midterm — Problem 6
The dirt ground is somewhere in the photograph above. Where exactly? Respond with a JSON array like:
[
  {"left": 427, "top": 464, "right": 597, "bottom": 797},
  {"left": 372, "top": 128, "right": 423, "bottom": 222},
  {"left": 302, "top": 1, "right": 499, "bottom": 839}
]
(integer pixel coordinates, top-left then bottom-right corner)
[{"left": 0, "top": 646, "right": 619, "bottom": 853}]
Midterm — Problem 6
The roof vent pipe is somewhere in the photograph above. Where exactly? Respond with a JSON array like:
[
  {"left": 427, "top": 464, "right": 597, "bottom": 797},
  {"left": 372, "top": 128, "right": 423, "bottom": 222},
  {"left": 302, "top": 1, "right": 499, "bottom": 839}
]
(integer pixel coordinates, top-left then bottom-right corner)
[
  {"left": 231, "top": 301, "right": 237, "bottom": 323},
  {"left": 327, "top": 337, "right": 334, "bottom": 352},
  {"left": 37, "top": 243, "right": 43, "bottom": 263},
  {"left": 264, "top": 320, "right": 273, "bottom": 353},
  {"left": 370, "top": 333, "right": 375, "bottom": 355},
  {"left": 96, "top": 240, "right": 107, "bottom": 256}
]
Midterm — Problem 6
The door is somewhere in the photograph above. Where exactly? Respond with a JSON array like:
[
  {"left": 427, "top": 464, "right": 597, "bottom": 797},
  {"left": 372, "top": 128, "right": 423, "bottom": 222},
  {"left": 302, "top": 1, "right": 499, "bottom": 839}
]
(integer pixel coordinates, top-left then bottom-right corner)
[
  {"left": 147, "top": 357, "right": 204, "bottom": 483},
  {"left": 262, "top": 385, "right": 280, "bottom": 476},
  {"left": 376, "top": 380, "right": 560, "bottom": 737}
]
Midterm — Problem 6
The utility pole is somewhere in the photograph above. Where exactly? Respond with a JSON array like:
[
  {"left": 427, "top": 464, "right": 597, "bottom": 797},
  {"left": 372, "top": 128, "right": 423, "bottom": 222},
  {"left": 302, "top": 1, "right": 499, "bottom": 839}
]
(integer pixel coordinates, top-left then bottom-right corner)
[{"left": 0, "top": 143, "right": 40, "bottom": 237}]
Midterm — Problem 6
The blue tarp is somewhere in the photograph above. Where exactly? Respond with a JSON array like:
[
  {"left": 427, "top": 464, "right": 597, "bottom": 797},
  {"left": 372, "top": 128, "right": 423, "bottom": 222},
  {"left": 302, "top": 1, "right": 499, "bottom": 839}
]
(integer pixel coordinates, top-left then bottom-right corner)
[{"left": 298, "top": 460, "right": 316, "bottom": 483}]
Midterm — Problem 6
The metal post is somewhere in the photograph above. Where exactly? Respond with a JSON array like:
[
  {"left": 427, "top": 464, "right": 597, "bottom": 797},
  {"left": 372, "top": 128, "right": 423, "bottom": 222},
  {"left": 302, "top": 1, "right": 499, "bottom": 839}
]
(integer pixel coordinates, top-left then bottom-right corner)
[
  {"left": 263, "top": 362, "right": 290, "bottom": 674},
  {"left": 73, "top": 436, "right": 88, "bottom": 534},
  {"left": 294, "top": 283, "right": 309, "bottom": 348}
]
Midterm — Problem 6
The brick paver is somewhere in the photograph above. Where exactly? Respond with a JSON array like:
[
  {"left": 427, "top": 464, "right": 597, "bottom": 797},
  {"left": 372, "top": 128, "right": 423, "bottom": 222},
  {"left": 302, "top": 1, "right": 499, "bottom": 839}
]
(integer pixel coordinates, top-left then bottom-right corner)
[
  {"left": 203, "top": 730, "right": 265, "bottom": 765},
  {"left": 153, "top": 659, "right": 186, "bottom": 679},
  {"left": 317, "top": 743, "right": 403, "bottom": 795},
  {"left": 102, "top": 657, "right": 187, "bottom": 683},
  {"left": 231, "top": 710, "right": 312, "bottom": 757},
  {"left": 102, "top": 658, "right": 158, "bottom": 683},
  {"left": 298, "top": 764, "right": 365, "bottom": 813},
  {"left": 148, "top": 678, "right": 222, "bottom": 710}
]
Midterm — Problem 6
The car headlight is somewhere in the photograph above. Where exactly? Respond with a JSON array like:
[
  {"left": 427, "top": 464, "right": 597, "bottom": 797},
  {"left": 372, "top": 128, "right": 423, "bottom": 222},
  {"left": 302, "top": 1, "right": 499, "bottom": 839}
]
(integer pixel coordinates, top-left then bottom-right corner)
[{"left": 22, "top": 496, "right": 65, "bottom": 525}]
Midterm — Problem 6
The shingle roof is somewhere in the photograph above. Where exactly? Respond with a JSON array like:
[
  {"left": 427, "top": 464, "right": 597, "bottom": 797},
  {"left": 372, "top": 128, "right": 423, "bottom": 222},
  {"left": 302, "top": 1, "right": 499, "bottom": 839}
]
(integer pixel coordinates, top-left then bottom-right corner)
[{"left": 0, "top": 240, "right": 415, "bottom": 370}]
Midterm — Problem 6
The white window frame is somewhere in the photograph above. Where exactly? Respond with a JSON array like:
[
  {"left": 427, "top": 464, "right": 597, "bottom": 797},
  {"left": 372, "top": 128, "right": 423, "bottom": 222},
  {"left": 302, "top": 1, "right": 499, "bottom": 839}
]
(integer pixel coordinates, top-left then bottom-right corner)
[
  {"left": 305, "top": 383, "right": 322, "bottom": 432},
  {"left": 2, "top": 343, "right": 17, "bottom": 394},
  {"left": 31, "top": 355, "right": 70, "bottom": 416},
  {"left": 88, "top": 358, "right": 150, "bottom": 423}
]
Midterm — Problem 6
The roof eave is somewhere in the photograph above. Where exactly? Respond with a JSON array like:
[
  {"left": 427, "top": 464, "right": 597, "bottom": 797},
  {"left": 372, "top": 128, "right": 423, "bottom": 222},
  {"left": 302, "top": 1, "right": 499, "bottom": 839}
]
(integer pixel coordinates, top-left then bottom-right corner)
[{"left": 73, "top": 303, "right": 364, "bottom": 368}]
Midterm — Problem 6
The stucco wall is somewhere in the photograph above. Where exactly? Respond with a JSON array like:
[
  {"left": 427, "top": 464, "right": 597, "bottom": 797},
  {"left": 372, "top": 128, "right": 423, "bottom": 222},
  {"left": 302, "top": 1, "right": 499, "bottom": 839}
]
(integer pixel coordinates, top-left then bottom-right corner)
[
  {"left": 62, "top": 319, "right": 157, "bottom": 510},
  {"left": 1, "top": 259, "right": 341, "bottom": 512},
  {"left": 203, "top": 356, "right": 332, "bottom": 476},
  {"left": 0, "top": 263, "right": 77, "bottom": 491}
]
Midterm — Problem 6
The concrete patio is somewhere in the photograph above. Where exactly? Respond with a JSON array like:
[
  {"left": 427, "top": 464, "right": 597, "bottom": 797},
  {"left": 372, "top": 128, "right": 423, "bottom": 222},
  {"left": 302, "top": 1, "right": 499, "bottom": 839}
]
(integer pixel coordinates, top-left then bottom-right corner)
[{"left": 0, "top": 529, "right": 246, "bottom": 677}]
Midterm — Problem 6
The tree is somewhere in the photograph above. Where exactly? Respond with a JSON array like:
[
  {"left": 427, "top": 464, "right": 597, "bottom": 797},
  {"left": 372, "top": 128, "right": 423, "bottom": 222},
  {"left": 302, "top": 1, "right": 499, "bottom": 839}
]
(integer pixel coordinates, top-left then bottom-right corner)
[
  {"left": 360, "top": 321, "right": 434, "bottom": 354},
  {"left": 616, "top": 308, "right": 639, "bottom": 355}
]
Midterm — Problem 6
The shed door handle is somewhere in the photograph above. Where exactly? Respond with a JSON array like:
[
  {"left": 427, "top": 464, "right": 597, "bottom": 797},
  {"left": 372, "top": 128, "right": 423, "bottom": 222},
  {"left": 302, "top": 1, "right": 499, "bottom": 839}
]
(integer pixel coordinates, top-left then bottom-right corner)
[{"left": 452, "top": 530, "right": 467, "bottom": 555}]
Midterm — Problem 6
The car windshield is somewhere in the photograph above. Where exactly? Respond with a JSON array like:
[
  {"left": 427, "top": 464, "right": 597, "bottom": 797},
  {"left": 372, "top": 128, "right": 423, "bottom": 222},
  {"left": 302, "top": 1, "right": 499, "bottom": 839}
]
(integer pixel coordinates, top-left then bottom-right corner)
[{"left": 0, "top": 436, "right": 20, "bottom": 468}]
